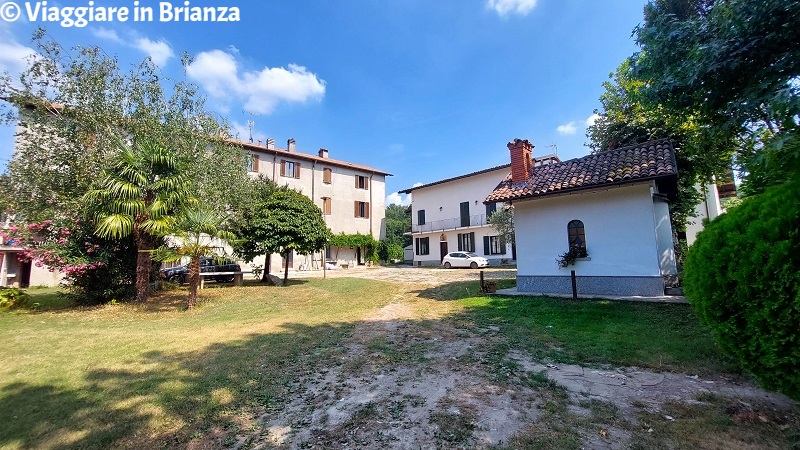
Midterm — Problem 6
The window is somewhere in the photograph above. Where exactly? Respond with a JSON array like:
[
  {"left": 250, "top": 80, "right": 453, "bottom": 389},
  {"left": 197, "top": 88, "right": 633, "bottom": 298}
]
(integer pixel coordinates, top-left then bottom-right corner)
[
  {"left": 460, "top": 201, "right": 470, "bottom": 227},
  {"left": 323, "top": 168, "right": 332, "bottom": 184},
  {"left": 354, "top": 201, "right": 370, "bottom": 218},
  {"left": 322, "top": 197, "right": 331, "bottom": 215},
  {"left": 485, "top": 202, "right": 497, "bottom": 219},
  {"left": 484, "top": 236, "right": 506, "bottom": 255},
  {"left": 281, "top": 160, "right": 301, "bottom": 178},
  {"left": 568, "top": 220, "right": 586, "bottom": 249},
  {"left": 417, "top": 209, "right": 426, "bottom": 225},
  {"left": 246, "top": 154, "right": 259, "bottom": 172},
  {"left": 415, "top": 237, "right": 430, "bottom": 255},
  {"left": 325, "top": 246, "right": 332, "bottom": 259},
  {"left": 355, "top": 175, "right": 369, "bottom": 189},
  {"left": 457, "top": 232, "right": 475, "bottom": 252}
]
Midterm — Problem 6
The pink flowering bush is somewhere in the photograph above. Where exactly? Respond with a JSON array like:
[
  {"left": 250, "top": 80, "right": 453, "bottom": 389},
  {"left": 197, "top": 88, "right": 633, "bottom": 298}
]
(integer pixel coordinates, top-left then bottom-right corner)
[{"left": 8, "top": 215, "right": 138, "bottom": 304}]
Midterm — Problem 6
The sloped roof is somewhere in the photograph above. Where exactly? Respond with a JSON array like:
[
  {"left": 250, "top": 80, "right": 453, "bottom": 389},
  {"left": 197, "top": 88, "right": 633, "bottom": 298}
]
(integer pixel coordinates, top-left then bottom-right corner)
[
  {"left": 235, "top": 139, "right": 393, "bottom": 176},
  {"left": 398, "top": 164, "right": 511, "bottom": 194},
  {"left": 485, "top": 139, "right": 677, "bottom": 203}
]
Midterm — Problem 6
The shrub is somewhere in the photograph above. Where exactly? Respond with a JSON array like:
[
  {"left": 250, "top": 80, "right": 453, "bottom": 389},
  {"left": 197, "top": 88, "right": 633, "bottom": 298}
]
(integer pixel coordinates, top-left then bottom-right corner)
[
  {"left": 0, "top": 288, "right": 31, "bottom": 309},
  {"left": 684, "top": 179, "right": 800, "bottom": 399},
  {"left": 376, "top": 241, "right": 404, "bottom": 263}
]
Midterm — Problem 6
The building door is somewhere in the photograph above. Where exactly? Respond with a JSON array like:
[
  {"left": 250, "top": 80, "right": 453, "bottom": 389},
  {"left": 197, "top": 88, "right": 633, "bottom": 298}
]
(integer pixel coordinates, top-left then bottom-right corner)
[
  {"left": 356, "top": 247, "right": 363, "bottom": 265},
  {"left": 460, "top": 202, "right": 470, "bottom": 227},
  {"left": 19, "top": 260, "right": 31, "bottom": 288},
  {"left": 440, "top": 242, "right": 448, "bottom": 262}
]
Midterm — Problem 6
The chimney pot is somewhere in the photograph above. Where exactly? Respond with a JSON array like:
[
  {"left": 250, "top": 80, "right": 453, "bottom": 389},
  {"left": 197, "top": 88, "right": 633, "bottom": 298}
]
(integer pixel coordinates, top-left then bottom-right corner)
[
  {"left": 257, "top": 140, "right": 262, "bottom": 146},
  {"left": 287, "top": 138, "right": 296, "bottom": 152},
  {"left": 266, "top": 138, "right": 275, "bottom": 150},
  {"left": 318, "top": 148, "right": 328, "bottom": 158},
  {"left": 507, "top": 138, "right": 534, "bottom": 184}
]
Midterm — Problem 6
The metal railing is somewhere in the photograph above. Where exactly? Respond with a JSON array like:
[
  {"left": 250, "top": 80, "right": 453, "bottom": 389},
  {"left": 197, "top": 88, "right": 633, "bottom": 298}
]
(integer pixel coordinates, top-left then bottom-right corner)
[{"left": 412, "top": 214, "right": 487, "bottom": 233}]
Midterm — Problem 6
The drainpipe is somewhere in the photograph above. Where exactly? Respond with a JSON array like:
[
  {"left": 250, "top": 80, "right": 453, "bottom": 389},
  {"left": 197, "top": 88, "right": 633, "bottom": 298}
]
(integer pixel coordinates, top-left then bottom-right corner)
[{"left": 272, "top": 151, "right": 277, "bottom": 182}]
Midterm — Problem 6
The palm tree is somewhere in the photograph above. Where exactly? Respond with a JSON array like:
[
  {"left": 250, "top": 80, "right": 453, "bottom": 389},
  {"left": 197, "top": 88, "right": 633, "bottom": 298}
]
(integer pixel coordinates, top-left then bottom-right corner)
[
  {"left": 84, "top": 138, "right": 193, "bottom": 302},
  {"left": 153, "top": 208, "right": 237, "bottom": 308}
]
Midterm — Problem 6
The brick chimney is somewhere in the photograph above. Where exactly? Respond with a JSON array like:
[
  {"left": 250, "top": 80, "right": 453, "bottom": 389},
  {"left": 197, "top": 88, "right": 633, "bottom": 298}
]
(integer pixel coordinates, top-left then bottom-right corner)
[
  {"left": 287, "top": 138, "right": 296, "bottom": 152},
  {"left": 508, "top": 138, "right": 533, "bottom": 184},
  {"left": 318, "top": 148, "right": 328, "bottom": 158}
]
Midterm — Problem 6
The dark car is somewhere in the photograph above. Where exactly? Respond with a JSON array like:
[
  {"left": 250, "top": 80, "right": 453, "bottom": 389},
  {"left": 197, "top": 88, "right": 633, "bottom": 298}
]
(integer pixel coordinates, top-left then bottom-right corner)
[{"left": 159, "top": 256, "right": 241, "bottom": 284}]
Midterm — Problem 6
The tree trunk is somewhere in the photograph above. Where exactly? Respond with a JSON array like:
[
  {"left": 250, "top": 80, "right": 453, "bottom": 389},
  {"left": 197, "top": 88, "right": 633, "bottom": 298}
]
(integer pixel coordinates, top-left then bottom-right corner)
[
  {"left": 187, "top": 255, "right": 201, "bottom": 308},
  {"left": 134, "top": 230, "right": 156, "bottom": 303},
  {"left": 262, "top": 252, "right": 274, "bottom": 285},
  {"left": 283, "top": 249, "right": 290, "bottom": 286}
]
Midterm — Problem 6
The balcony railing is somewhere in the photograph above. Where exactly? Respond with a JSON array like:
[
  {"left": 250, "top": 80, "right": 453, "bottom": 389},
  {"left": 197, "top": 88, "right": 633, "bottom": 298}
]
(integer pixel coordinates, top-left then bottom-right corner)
[{"left": 412, "top": 214, "right": 488, "bottom": 233}]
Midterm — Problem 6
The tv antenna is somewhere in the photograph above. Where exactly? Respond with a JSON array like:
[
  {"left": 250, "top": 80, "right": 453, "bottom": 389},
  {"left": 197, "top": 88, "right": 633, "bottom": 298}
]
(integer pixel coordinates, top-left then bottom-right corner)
[
  {"left": 247, "top": 120, "right": 255, "bottom": 143},
  {"left": 546, "top": 143, "right": 558, "bottom": 155}
]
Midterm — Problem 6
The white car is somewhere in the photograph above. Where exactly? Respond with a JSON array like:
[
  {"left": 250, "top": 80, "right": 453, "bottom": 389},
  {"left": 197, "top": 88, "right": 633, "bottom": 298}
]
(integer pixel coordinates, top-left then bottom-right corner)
[{"left": 442, "top": 252, "right": 490, "bottom": 269}]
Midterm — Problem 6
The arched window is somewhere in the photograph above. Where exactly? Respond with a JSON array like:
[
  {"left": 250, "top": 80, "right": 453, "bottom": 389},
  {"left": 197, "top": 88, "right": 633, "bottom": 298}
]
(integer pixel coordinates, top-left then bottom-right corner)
[{"left": 567, "top": 220, "right": 586, "bottom": 249}]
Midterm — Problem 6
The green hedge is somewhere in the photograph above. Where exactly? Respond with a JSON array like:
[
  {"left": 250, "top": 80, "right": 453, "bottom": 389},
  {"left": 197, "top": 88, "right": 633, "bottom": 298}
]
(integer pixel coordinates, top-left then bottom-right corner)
[{"left": 684, "top": 179, "right": 800, "bottom": 399}]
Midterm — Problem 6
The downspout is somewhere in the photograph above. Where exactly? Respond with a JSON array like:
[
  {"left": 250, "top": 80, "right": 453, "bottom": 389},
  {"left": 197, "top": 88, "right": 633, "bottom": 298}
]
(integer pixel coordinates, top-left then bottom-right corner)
[{"left": 272, "top": 151, "right": 277, "bottom": 182}]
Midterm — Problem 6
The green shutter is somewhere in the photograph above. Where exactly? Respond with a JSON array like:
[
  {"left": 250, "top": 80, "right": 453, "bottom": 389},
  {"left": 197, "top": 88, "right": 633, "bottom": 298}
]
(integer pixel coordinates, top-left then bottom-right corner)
[
  {"left": 469, "top": 233, "right": 475, "bottom": 253},
  {"left": 499, "top": 237, "right": 506, "bottom": 255},
  {"left": 483, "top": 236, "right": 490, "bottom": 255},
  {"left": 415, "top": 238, "right": 419, "bottom": 256},
  {"left": 457, "top": 234, "right": 463, "bottom": 251}
]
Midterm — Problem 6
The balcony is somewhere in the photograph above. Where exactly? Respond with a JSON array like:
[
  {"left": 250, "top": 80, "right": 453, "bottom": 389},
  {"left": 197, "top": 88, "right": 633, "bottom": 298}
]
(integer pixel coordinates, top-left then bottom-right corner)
[{"left": 411, "top": 214, "right": 489, "bottom": 234}]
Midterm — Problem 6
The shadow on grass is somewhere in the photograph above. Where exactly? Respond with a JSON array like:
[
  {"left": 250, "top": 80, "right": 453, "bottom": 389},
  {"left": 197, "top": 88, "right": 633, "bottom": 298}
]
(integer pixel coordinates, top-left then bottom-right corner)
[
  {"left": 411, "top": 279, "right": 516, "bottom": 301},
  {"left": 0, "top": 321, "right": 352, "bottom": 450}
]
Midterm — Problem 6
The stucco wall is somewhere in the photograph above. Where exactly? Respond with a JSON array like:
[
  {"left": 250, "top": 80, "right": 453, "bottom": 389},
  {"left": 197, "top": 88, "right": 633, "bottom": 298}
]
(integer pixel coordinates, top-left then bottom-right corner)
[
  {"left": 686, "top": 182, "right": 722, "bottom": 246},
  {"left": 514, "top": 182, "right": 663, "bottom": 278},
  {"left": 248, "top": 151, "right": 386, "bottom": 240}
]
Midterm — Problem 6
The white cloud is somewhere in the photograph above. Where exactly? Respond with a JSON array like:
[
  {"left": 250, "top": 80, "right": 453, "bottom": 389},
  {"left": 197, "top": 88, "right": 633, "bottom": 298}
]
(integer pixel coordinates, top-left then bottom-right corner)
[
  {"left": 487, "top": 0, "right": 538, "bottom": 16},
  {"left": 90, "top": 28, "right": 174, "bottom": 67},
  {"left": 386, "top": 192, "right": 411, "bottom": 207},
  {"left": 91, "top": 27, "right": 122, "bottom": 43},
  {"left": 412, "top": 182, "right": 423, "bottom": 188},
  {"left": 556, "top": 121, "right": 577, "bottom": 135},
  {"left": 585, "top": 113, "right": 600, "bottom": 127},
  {"left": 187, "top": 50, "right": 326, "bottom": 115},
  {"left": 0, "top": 39, "right": 36, "bottom": 77},
  {"left": 134, "top": 38, "right": 174, "bottom": 67}
]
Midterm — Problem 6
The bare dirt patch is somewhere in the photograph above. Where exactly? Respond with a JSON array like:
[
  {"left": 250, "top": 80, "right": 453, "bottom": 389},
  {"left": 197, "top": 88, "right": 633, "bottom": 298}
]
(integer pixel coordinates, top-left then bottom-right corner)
[{"left": 236, "top": 267, "right": 798, "bottom": 449}]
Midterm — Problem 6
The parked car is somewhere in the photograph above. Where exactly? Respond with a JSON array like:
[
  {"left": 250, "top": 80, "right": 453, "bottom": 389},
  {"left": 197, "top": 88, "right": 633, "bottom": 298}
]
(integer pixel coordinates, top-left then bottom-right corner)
[
  {"left": 159, "top": 256, "right": 241, "bottom": 284},
  {"left": 441, "top": 252, "right": 489, "bottom": 269}
]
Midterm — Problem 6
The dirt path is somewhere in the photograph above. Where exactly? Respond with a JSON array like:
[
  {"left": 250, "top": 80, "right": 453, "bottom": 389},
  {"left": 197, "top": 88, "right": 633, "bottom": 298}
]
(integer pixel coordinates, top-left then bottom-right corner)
[{"left": 237, "top": 267, "right": 798, "bottom": 449}]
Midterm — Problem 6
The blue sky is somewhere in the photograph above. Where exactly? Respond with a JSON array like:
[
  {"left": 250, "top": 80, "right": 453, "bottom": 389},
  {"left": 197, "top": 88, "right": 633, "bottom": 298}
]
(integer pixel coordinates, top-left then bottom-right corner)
[{"left": 0, "top": 0, "right": 647, "bottom": 206}]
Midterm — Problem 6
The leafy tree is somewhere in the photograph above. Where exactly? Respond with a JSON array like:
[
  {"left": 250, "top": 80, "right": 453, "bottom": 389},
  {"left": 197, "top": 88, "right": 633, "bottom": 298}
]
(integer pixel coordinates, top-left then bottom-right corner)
[
  {"left": 84, "top": 139, "right": 194, "bottom": 302},
  {"left": 487, "top": 204, "right": 515, "bottom": 247},
  {"left": 384, "top": 204, "right": 411, "bottom": 248},
  {"left": 154, "top": 208, "right": 237, "bottom": 308},
  {"left": 230, "top": 176, "right": 279, "bottom": 283},
  {"left": 684, "top": 179, "right": 800, "bottom": 399},
  {"left": 240, "top": 187, "right": 330, "bottom": 286},
  {"left": 587, "top": 59, "right": 732, "bottom": 231},
  {"left": 1, "top": 31, "right": 250, "bottom": 302},
  {"left": 328, "top": 232, "right": 377, "bottom": 263},
  {"left": 632, "top": 0, "right": 800, "bottom": 193}
]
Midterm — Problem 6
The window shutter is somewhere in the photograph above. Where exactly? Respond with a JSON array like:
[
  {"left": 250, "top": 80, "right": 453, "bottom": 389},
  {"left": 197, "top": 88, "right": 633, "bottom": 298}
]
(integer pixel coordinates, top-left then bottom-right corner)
[
  {"left": 365, "top": 177, "right": 370, "bottom": 190},
  {"left": 295, "top": 163, "right": 301, "bottom": 178},
  {"left": 469, "top": 233, "right": 475, "bottom": 252},
  {"left": 457, "top": 233, "right": 463, "bottom": 251},
  {"left": 415, "top": 238, "right": 419, "bottom": 255},
  {"left": 365, "top": 202, "right": 370, "bottom": 219},
  {"left": 323, "top": 168, "right": 331, "bottom": 183},
  {"left": 500, "top": 237, "right": 506, "bottom": 254},
  {"left": 253, "top": 155, "right": 260, "bottom": 172},
  {"left": 280, "top": 160, "right": 286, "bottom": 177},
  {"left": 483, "top": 236, "right": 490, "bottom": 255},
  {"left": 354, "top": 201, "right": 359, "bottom": 217},
  {"left": 355, "top": 176, "right": 359, "bottom": 188}
]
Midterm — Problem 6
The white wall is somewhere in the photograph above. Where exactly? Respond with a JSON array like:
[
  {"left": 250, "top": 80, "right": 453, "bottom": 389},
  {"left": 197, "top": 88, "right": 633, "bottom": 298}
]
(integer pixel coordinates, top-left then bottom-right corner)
[
  {"left": 412, "top": 226, "right": 512, "bottom": 265},
  {"left": 513, "top": 183, "right": 664, "bottom": 277},
  {"left": 653, "top": 197, "right": 678, "bottom": 275},
  {"left": 686, "top": 182, "right": 722, "bottom": 246},
  {"left": 410, "top": 167, "right": 508, "bottom": 233}
]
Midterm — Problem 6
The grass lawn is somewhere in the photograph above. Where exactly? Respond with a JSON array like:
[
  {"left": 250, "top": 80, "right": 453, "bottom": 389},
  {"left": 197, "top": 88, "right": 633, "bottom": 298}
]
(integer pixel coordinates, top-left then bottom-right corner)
[
  {"left": 0, "top": 276, "right": 757, "bottom": 449},
  {"left": 0, "top": 279, "right": 396, "bottom": 449}
]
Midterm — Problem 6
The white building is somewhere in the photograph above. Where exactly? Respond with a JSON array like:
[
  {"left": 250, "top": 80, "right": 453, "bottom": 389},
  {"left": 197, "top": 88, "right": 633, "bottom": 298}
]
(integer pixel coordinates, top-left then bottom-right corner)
[
  {"left": 486, "top": 138, "right": 679, "bottom": 297},
  {"left": 400, "top": 154, "right": 559, "bottom": 267},
  {"left": 241, "top": 138, "right": 391, "bottom": 271}
]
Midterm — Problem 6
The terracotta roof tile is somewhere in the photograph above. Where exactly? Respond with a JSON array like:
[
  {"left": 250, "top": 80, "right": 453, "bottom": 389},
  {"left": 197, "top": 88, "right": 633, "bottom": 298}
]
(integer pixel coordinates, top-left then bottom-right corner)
[{"left": 485, "top": 139, "right": 677, "bottom": 203}]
